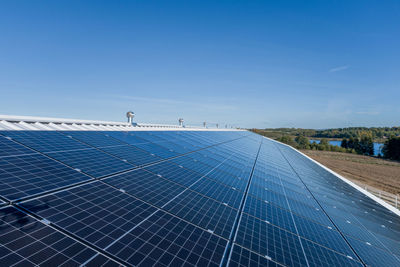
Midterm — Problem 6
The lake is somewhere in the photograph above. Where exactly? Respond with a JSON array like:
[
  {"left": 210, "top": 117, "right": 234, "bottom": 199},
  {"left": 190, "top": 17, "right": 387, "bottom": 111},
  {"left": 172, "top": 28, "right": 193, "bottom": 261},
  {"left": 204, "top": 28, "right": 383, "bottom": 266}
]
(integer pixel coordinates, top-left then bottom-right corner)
[{"left": 309, "top": 139, "right": 384, "bottom": 156}]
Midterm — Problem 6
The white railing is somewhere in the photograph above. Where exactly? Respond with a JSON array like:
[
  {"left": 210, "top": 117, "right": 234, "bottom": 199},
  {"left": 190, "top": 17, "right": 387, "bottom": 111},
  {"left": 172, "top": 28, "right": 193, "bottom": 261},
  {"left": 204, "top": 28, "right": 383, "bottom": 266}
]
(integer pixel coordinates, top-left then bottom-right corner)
[{"left": 354, "top": 181, "right": 399, "bottom": 210}]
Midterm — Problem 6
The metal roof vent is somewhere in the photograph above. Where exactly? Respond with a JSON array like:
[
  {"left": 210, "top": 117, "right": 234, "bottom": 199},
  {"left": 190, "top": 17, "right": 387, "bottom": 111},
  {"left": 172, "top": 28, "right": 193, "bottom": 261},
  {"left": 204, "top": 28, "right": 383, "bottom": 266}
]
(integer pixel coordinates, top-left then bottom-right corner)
[
  {"left": 126, "top": 111, "right": 136, "bottom": 126},
  {"left": 178, "top": 118, "right": 184, "bottom": 127}
]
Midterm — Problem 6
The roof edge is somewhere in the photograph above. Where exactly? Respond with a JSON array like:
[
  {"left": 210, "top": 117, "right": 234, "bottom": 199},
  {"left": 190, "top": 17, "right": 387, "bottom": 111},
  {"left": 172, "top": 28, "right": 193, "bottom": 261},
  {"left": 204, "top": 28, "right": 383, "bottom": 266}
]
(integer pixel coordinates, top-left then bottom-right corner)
[
  {"left": 0, "top": 114, "right": 130, "bottom": 126},
  {"left": 0, "top": 114, "right": 244, "bottom": 131}
]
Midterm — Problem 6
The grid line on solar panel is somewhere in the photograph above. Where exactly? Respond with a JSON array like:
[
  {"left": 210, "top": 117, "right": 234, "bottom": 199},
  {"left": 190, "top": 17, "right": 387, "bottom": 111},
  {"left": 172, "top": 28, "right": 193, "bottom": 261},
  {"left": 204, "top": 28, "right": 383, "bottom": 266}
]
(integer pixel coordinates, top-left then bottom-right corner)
[
  {"left": 346, "top": 235, "right": 400, "bottom": 266},
  {"left": 19, "top": 181, "right": 158, "bottom": 250},
  {"left": 0, "top": 206, "right": 121, "bottom": 266},
  {"left": 300, "top": 237, "right": 363, "bottom": 267},
  {"left": 1, "top": 131, "right": 91, "bottom": 153},
  {"left": 102, "top": 210, "right": 227, "bottom": 267},
  {"left": 99, "top": 145, "right": 162, "bottom": 166},
  {"left": 205, "top": 169, "right": 249, "bottom": 191},
  {"left": 59, "top": 131, "right": 126, "bottom": 148},
  {"left": 144, "top": 160, "right": 204, "bottom": 187},
  {"left": 163, "top": 190, "right": 238, "bottom": 239},
  {"left": 291, "top": 206, "right": 357, "bottom": 258},
  {"left": 228, "top": 245, "right": 282, "bottom": 267},
  {"left": 189, "top": 177, "right": 243, "bottom": 209},
  {"left": 327, "top": 202, "right": 400, "bottom": 256},
  {"left": 0, "top": 135, "right": 38, "bottom": 158},
  {"left": 102, "top": 168, "right": 187, "bottom": 207},
  {"left": 46, "top": 149, "right": 134, "bottom": 178},
  {"left": 0, "top": 153, "right": 92, "bottom": 201},
  {"left": 243, "top": 196, "right": 297, "bottom": 233},
  {"left": 234, "top": 213, "right": 308, "bottom": 266}
]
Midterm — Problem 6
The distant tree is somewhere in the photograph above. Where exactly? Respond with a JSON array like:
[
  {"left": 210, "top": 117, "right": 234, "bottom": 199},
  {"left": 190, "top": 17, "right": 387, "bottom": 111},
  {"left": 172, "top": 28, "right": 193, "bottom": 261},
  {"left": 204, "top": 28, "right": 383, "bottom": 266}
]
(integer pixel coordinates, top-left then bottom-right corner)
[
  {"left": 341, "top": 139, "right": 348, "bottom": 149},
  {"left": 295, "top": 135, "right": 310, "bottom": 149},
  {"left": 359, "top": 134, "right": 374, "bottom": 156},
  {"left": 277, "top": 135, "right": 297, "bottom": 147},
  {"left": 382, "top": 136, "right": 400, "bottom": 160}
]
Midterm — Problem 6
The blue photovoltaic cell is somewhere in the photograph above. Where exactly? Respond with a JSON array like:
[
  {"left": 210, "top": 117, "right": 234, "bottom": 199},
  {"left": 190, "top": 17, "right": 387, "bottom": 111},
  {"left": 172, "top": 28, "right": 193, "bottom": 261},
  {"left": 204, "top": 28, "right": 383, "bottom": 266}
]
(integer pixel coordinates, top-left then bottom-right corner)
[
  {"left": 300, "top": 237, "right": 363, "bottom": 267},
  {"left": 132, "top": 142, "right": 180, "bottom": 159},
  {"left": 171, "top": 154, "right": 220, "bottom": 175},
  {"left": 228, "top": 245, "right": 279, "bottom": 267},
  {"left": 103, "top": 168, "right": 186, "bottom": 207},
  {"left": 0, "top": 135, "right": 36, "bottom": 158},
  {"left": 1, "top": 131, "right": 90, "bottom": 153},
  {"left": 60, "top": 131, "right": 125, "bottom": 148},
  {"left": 20, "top": 181, "right": 157, "bottom": 250},
  {"left": 144, "top": 160, "right": 204, "bottom": 187},
  {"left": 243, "top": 196, "right": 296, "bottom": 233},
  {"left": 189, "top": 177, "right": 243, "bottom": 209},
  {"left": 346, "top": 236, "right": 400, "bottom": 266},
  {"left": 0, "top": 206, "right": 119, "bottom": 266},
  {"left": 102, "top": 210, "right": 227, "bottom": 267},
  {"left": 235, "top": 213, "right": 307, "bottom": 266},
  {"left": 293, "top": 213, "right": 357, "bottom": 257},
  {"left": 100, "top": 145, "right": 161, "bottom": 166},
  {"left": 46, "top": 149, "right": 134, "bottom": 178},
  {"left": 206, "top": 169, "right": 248, "bottom": 191},
  {"left": 247, "top": 184, "right": 290, "bottom": 210},
  {"left": 0, "top": 154, "right": 91, "bottom": 201},
  {"left": 286, "top": 198, "right": 333, "bottom": 227},
  {"left": 163, "top": 190, "right": 238, "bottom": 238}
]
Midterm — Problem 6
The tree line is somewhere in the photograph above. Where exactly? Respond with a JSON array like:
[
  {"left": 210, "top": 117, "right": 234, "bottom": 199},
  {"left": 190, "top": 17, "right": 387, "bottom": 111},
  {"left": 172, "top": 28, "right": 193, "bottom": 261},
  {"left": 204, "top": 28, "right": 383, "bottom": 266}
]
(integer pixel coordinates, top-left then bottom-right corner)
[
  {"left": 252, "top": 127, "right": 400, "bottom": 142},
  {"left": 274, "top": 134, "right": 400, "bottom": 161}
]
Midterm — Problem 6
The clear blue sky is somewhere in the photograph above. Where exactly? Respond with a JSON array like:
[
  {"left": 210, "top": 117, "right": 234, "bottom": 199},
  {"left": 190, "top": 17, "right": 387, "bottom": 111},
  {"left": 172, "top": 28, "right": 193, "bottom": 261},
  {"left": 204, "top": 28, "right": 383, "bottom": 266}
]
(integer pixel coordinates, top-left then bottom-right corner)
[{"left": 0, "top": 1, "right": 399, "bottom": 128}]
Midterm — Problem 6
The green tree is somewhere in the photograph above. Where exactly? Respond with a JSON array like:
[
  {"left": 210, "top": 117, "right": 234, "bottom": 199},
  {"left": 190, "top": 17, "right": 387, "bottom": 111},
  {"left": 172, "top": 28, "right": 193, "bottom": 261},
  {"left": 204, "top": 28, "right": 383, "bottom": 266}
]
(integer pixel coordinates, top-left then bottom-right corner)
[
  {"left": 382, "top": 136, "right": 400, "bottom": 160},
  {"left": 341, "top": 139, "right": 348, "bottom": 149},
  {"left": 295, "top": 135, "right": 310, "bottom": 149}
]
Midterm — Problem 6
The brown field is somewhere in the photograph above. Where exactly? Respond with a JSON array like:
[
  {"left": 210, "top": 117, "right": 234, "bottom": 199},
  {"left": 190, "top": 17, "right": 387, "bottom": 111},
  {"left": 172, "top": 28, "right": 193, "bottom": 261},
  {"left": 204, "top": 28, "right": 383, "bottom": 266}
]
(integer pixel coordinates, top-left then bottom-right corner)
[{"left": 301, "top": 150, "right": 400, "bottom": 195}]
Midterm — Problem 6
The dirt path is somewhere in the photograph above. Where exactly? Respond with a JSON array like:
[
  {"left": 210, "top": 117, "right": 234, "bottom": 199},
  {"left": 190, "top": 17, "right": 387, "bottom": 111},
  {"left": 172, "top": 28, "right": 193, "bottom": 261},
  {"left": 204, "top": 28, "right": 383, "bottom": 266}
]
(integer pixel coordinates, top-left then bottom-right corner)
[{"left": 301, "top": 150, "right": 400, "bottom": 195}]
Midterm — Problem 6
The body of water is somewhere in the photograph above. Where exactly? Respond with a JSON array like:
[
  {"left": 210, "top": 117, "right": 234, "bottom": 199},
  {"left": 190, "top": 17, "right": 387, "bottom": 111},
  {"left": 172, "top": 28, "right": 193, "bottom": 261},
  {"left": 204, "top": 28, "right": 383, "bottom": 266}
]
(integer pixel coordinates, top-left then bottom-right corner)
[{"left": 309, "top": 139, "right": 384, "bottom": 156}]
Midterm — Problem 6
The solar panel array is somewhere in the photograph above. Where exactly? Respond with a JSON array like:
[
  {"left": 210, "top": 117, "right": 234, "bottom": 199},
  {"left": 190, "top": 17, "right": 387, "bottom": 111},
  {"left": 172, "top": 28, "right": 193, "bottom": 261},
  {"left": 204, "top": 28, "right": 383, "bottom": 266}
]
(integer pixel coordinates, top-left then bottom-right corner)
[{"left": 0, "top": 130, "right": 399, "bottom": 266}]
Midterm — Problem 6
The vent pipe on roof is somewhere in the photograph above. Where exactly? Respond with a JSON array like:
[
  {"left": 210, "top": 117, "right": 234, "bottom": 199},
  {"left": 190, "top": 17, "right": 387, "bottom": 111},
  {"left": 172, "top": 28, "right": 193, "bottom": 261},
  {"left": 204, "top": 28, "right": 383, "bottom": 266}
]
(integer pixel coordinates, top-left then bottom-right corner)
[
  {"left": 178, "top": 118, "right": 184, "bottom": 127},
  {"left": 126, "top": 111, "right": 136, "bottom": 126}
]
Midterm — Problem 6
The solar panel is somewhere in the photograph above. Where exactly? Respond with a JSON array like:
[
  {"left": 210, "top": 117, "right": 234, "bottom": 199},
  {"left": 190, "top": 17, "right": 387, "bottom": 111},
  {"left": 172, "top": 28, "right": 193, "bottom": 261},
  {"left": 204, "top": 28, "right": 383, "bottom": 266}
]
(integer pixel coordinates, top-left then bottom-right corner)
[
  {"left": 0, "top": 153, "right": 91, "bottom": 201},
  {"left": 144, "top": 160, "right": 204, "bottom": 187},
  {"left": 99, "top": 145, "right": 161, "bottom": 166},
  {"left": 0, "top": 135, "right": 36, "bottom": 158},
  {"left": 103, "top": 168, "right": 186, "bottom": 207},
  {"left": 228, "top": 245, "right": 279, "bottom": 267},
  {"left": 235, "top": 213, "right": 308, "bottom": 266},
  {"left": 60, "top": 131, "right": 125, "bottom": 147},
  {"left": 0, "top": 206, "right": 120, "bottom": 266},
  {"left": 0, "top": 129, "right": 399, "bottom": 267},
  {"left": 100, "top": 210, "right": 227, "bottom": 267},
  {"left": 45, "top": 149, "right": 134, "bottom": 178},
  {"left": 163, "top": 190, "right": 238, "bottom": 239},
  {"left": 20, "top": 181, "right": 157, "bottom": 250},
  {"left": 189, "top": 177, "right": 243, "bottom": 209},
  {"left": 1, "top": 131, "right": 90, "bottom": 153}
]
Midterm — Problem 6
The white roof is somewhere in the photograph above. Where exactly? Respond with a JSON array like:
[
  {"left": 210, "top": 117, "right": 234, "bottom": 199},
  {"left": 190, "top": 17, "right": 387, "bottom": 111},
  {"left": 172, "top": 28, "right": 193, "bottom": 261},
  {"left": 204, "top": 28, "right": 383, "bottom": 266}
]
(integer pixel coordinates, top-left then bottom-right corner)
[{"left": 0, "top": 114, "right": 242, "bottom": 131}]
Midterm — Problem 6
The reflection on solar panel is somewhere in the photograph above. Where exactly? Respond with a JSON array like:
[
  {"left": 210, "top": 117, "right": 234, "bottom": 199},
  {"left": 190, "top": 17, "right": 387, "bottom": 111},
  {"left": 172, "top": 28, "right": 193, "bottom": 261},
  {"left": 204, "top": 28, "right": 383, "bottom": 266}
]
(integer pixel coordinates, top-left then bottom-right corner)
[{"left": 0, "top": 129, "right": 399, "bottom": 267}]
